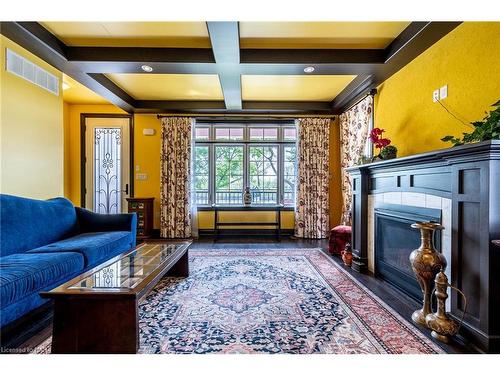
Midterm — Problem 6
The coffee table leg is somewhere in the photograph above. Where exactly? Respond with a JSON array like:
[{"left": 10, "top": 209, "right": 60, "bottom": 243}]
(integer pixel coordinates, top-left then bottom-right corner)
[
  {"left": 51, "top": 297, "right": 138, "bottom": 354},
  {"left": 167, "top": 250, "right": 189, "bottom": 277}
]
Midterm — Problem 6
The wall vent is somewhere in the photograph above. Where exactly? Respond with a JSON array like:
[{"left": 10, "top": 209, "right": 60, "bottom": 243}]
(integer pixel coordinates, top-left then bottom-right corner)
[{"left": 5, "top": 48, "right": 59, "bottom": 96}]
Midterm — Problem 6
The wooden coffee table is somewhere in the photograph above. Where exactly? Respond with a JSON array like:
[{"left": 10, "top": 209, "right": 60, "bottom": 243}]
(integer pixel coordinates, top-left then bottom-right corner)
[{"left": 40, "top": 241, "right": 191, "bottom": 354}]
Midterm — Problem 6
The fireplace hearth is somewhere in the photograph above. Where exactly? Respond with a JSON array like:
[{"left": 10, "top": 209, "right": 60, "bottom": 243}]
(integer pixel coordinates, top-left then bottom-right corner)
[{"left": 375, "top": 204, "right": 441, "bottom": 302}]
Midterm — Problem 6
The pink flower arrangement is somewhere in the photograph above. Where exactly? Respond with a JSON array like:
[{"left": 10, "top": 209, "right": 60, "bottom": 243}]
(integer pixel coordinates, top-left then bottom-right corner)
[{"left": 370, "top": 127, "right": 391, "bottom": 149}]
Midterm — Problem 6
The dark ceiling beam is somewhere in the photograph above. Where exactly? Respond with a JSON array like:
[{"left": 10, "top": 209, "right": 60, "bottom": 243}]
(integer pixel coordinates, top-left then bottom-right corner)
[
  {"left": 243, "top": 101, "right": 333, "bottom": 113},
  {"left": 75, "top": 62, "right": 219, "bottom": 74},
  {"left": 330, "top": 75, "right": 375, "bottom": 113},
  {"left": 133, "top": 100, "right": 332, "bottom": 114},
  {"left": 240, "top": 49, "right": 386, "bottom": 64},
  {"left": 81, "top": 62, "right": 377, "bottom": 75},
  {"left": 331, "top": 21, "right": 462, "bottom": 114},
  {"left": 207, "top": 22, "right": 242, "bottom": 110},
  {"left": 0, "top": 22, "right": 136, "bottom": 113},
  {"left": 87, "top": 73, "right": 137, "bottom": 105},
  {"left": 134, "top": 100, "right": 226, "bottom": 113},
  {"left": 384, "top": 21, "right": 430, "bottom": 63},
  {"left": 14, "top": 22, "right": 68, "bottom": 59},
  {"left": 66, "top": 46, "right": 215, "bottom": 63}
]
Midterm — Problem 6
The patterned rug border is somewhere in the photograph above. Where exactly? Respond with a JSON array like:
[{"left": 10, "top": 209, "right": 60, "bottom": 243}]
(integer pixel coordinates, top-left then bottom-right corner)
[{"left": 189, "top": 248, "right": 444, "bottom": 354}]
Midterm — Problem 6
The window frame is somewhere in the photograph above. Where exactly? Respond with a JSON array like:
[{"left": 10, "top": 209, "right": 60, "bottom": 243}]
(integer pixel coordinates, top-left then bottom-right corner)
[
  {"left": 193, "top": 122, "right": 297, "bottom": 207},
  {"left": 213, "top": 143, "right": 246, "bottom": 205},
  {"left": 247, "top": 143, "right": 280, "bottom": 205}
]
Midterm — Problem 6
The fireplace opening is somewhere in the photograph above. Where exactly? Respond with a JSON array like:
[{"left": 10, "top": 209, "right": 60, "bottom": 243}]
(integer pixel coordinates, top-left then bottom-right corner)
[{"left": 375, "top": 204, "right": 441, "bottom": 302}]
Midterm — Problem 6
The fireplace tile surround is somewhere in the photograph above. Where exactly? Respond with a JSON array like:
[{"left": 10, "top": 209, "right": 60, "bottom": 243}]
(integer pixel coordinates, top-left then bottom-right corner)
[
  {"left": 347, "top": 141, "right": 500, "bottom": 352},
  {"left": 368, "top": 194, "right": 451, "bottom": 309},
  {"left": 367, "top": 192, "right": 451, "bottom": 280}
]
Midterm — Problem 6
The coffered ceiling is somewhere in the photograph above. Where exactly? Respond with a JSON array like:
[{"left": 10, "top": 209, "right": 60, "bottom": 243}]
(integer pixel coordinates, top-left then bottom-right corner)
[
  {"left": 41, "top": 22, "right": 210, "bottom": 48},
  {"left": 62, "top": 74, "right": 109, "bottom": 104},
  {"left": 106, "top": 73, "right": 224, "bottom": 100},
  {"left": 239, "top": 22, "right": 410, "bottom": 49},
  {"left": 0, "top": 21, "right": 462, "bottom": 114},
  {"left": 241, "top": 75, "right": 357, "bottom": 101}
]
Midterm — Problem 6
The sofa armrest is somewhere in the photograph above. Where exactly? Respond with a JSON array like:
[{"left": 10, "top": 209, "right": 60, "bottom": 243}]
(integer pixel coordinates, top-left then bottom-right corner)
[{"left": 75, "top": 207, "right": 137, "bottom": 243}]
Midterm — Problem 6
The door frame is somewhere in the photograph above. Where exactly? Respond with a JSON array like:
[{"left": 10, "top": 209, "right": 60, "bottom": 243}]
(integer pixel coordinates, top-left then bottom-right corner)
[{"left": 80, "top": 113, "right": 135, "bottom": 208}]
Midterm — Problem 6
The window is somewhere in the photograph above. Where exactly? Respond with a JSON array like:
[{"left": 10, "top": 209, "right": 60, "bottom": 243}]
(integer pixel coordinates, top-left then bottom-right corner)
[
  {"left": 215, "top": 145, "right": 244, "bottom": 204},
  {"left": 215, "top": 127, "right": 244, "bottom": 140},
  {"left": 249, "top": 127, "right": 278, "bottom": 141},
  {"left": 195, "top": 127, "right": 210, "bottom": 140},
  {"left": 283, "top": 146, "right": 297, "bottom": 206},
  {"left": 249, "top": 145, "right": 278, "bottom": 204},
  {"left": 194, "top": 146, "right": 209, "bottom": 205},
  {"left": 193, "top": 123, "right": 297, "bottom": 206}
]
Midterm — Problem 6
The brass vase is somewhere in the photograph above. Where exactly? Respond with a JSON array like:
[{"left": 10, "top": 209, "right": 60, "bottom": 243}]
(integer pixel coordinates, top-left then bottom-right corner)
[
  {"left": 425, "top": 268, "right": 460, "bottom": 343},
  {"left": 409, "top": 222, "right": 447, "bottom": 326}
]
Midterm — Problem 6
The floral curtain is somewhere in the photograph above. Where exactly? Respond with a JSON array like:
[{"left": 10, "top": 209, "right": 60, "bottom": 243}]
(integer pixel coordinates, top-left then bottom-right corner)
[
  {"left": 339, "top": 95, "right": 373, "bottom": 223},
  {"left": 160, "top": 117, "right": 193, "bottom": 238},
  {"left": 294, "top": 118, "right": 330, "bottom": 239}
]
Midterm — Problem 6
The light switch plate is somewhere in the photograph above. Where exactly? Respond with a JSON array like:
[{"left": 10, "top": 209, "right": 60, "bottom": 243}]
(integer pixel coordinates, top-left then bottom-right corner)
[
  {"left": 440, "top": 85, "right": 448, "bottom": 100},
  {"left": 136, "top": 173, "right": 148, "bottom": 180}
]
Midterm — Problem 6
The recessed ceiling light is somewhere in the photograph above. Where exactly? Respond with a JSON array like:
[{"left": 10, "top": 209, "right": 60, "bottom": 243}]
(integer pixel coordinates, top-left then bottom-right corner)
[
  {"left": 303, "top": 66, "right": 315, "bottom": 73},
  {"left": 141, "top": 65, "right": 153, "bottom": 72}
]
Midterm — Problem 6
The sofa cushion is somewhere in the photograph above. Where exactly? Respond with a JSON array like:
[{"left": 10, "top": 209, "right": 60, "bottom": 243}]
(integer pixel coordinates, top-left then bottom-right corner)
[
  {"left": 0, "top": 195, "right": 78, "bottom": 257},
  {"left": 28, "top": 231, "right": 133, "bottom": 268},
  {"left": 0, "top": 252, "right": 84, "bottom": 307}
]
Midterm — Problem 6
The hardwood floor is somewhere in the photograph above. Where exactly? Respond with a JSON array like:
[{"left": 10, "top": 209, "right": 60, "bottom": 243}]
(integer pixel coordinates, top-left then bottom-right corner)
[{"left": 1, "top": 236, "right": 478, "bottom": 354}]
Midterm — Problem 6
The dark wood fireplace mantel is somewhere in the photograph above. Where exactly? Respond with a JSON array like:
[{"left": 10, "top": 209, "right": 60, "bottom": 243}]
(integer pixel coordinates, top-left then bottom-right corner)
[{"left": 346, "top": 140, "right": 500, "bottom": 352}]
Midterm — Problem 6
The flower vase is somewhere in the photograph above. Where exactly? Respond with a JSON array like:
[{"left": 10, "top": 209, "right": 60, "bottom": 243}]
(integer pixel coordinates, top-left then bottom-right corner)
[
  {"left": 409, "top": 221, "right": 447, "bottom": 326},
  {"left": 243, "top": 187, "right": 252, "bottom": 206}
]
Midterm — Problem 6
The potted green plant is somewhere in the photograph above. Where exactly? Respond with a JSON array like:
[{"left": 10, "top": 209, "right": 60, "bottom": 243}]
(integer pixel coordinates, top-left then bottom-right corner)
[
  {"left": 380, "top": 145, "right": 398, "bottom": 160},
  {"left": 441, "top": 100, "right": 500, "bottom": 146}
]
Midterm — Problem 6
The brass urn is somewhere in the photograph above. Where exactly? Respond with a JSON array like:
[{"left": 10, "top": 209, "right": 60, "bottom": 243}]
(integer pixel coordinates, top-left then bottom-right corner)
[
  {"left": 425, "top": 268, "right": 460, "bottom": 343},
  {"left": 409, "top": 222, "right": 447, "bottom": 326}
]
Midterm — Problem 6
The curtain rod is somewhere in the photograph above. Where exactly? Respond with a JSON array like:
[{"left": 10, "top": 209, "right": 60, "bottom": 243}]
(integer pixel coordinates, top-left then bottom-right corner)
[
  {"left": 156, "top": 113, "right": 337, "bottom": 120},
  {"left": 342, "top": 88, "right": 378, "bottom": 114}
]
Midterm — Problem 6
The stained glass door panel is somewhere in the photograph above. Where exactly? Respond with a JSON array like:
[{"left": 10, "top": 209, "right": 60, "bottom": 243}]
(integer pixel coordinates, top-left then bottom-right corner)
[
  {"left": 84, "top": 117, "right": 131, "bottom": 213},
  {"left": 94, "top": 128, "right": 122, "bottom": 214}
]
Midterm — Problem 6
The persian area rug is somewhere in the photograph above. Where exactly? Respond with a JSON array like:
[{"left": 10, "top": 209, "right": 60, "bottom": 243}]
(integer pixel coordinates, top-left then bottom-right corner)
[{"left": 34, "top": 249, "right": 443, "bottom": 354}]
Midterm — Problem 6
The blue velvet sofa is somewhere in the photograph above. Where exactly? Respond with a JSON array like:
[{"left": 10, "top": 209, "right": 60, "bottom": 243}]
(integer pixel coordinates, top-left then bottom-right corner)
[{"left": 0, "top": 194, "right": 137, "bottom": 327}]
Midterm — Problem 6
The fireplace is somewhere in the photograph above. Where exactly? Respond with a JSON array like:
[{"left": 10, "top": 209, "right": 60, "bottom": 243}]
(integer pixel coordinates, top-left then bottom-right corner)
[{"left": 374, "top": 204, "right": 441, "bottom": 302}]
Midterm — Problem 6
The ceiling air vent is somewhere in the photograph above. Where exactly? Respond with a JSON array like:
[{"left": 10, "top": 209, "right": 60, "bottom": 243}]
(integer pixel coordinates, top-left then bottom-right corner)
[{"left": 5, "top": 48, "right": 59, "bottom": 96}]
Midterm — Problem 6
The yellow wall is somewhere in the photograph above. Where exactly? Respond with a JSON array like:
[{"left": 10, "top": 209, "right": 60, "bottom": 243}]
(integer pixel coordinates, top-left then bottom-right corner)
[
  {"left": 197, "top": 210, "right": 294, "bottom": 230},
  {"left": 63, "top": 102, "right": 71, "bottom": 197},
  {"left": 375, "top": 22, "right": 500, "bottom": 156},
  {"left": 0, "top": 36, "right": 64, "bottom": 199},
  {"left": 133, "top": 114, "right": 161, "bottom": 228}
]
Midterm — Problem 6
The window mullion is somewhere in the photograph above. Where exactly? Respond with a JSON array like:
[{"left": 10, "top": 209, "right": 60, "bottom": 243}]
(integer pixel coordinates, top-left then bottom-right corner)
[
  {"left": 209, "top": 144, "right": 215, "bottom": 205},
  {"left": 244, "top": 144, "right": 249, "bottom": 193},
  {"left": 279, "top": 144, "right": 284, "bottom": 205}
]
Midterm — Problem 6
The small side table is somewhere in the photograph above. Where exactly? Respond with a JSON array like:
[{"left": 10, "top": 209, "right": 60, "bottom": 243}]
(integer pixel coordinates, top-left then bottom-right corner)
[{"left": 127, "top": 197, "right": 154, "bottom": 239}]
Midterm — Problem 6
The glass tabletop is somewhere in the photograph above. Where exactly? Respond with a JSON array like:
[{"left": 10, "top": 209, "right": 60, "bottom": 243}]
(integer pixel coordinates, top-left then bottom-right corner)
[{"left": 69, "top": 242, "right": 190, "bottom": 291}]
